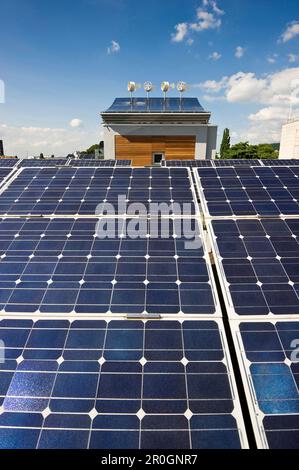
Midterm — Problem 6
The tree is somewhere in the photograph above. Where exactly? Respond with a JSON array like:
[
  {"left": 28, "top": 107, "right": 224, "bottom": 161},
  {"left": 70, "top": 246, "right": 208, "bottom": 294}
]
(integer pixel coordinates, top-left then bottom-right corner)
[
  {"left": 256, "top": 144, "right": 277, "bottom": 159},
  {"left": 224, "top": 142, "right": 257, "bottom": 159},
  {"left": 220, "top": 128, "right": 230, "bottom": 159}
]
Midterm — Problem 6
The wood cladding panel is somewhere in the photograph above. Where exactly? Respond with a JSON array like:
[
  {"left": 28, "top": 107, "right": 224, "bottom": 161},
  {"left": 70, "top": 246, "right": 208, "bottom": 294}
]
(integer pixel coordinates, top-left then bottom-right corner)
[{"left": 115, "top": 135, "right": 195, "bottom": 166}]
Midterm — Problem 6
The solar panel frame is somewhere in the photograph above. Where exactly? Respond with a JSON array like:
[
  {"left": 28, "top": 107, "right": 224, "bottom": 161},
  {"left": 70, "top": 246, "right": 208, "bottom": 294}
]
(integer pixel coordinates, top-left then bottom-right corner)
[
  {"left": 193, "top": 166, "right": 299, "bottom": 219},
  {"left": 0, "top": 317, "right": 248, "bottom": 449},
  {"left": 230, "top": 319, "right": 299, "bottom": 449},
  {"left": 0, "top": 216, "right": 221, "bottom": 318},
  {"left": 0, "top": 167, "right": 200, "bottom": 218},
  {"left": 206, "top": 218, "right": 299, "bottom": 319}
]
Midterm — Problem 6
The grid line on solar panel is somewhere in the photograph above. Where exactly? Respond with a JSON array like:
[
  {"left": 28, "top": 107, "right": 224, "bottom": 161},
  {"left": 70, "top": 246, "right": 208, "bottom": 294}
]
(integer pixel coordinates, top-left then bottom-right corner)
[
  {"left": 0, "top": 167, "right": 199, "bottom": 217},
  {"left": 18, "top": 160, "right": 68, "bottom": 168},
  {"left": 207, "top": 218, "right": 299, "bottom": 318},
  {"left": 0, "top": 318, "right": 247, "bottom": 449},
  {"left": 231, "top": 320, "right": 299, "bottom": 449},
  {"left": 0, "top": 217, "right": 220, "bottom": 317},
  {"left": 194, "top": 166, "right": 299, "bottom": 218}
]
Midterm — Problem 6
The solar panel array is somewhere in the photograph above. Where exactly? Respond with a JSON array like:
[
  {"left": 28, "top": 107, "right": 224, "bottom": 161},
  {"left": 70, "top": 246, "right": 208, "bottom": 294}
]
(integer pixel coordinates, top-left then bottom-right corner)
[
  {"left": 196, "top": 166, "right": 299, "bottom": 217},
  {"left": 193, "top": 159, "right": 299, "bottom": 449},
  {"left": 0, "top": 159, "right": 251, "bottom": 449},
  {"left": 163, "top": 160, "right": 213, "bottom": 168},
  {"left": 0, "top": 318, "right": 246, "bottom": 449},
  {"left": 0, "top": 167, "right": 197, "bottom": 216},
  {"left": 69, "top": 160, "right": 132, "bottom": 167}
]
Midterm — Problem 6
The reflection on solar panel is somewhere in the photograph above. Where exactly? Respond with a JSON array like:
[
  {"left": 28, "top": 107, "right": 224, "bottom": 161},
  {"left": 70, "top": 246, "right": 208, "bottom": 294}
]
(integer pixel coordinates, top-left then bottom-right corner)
[
  {"left": 213, "top": 160, "right": 261, "bottom": 167},
  {"left": 0, "top": 217, "right": 218, "bottom": 316},
  {"left": 0, "top": 318, "right": 247, "bottom": 449},
  {"left": 163, "top": 160, "right": 213, "bottom": 168},
  {"left": 232, "top": 320, "right": 299, "bottom": 449},
  {"left": 0, "top": 167, "right": 196, "bottom": 216},
  {"left": 263, "top": 159, "right": 299, "bottom": 166},
  {"left": 69, "top": 160, "right": 116, "bottom": 167},
  {"left": 196, "top": 166, "right": 299, "bottom": 217},
  {"left": 104, "top": 97, "right": 205, "bottom": 114},
  {"left": 0, "top": 159, "right": 18, "bottom": 168},
  {"left": 208, "top": 218, "right": 299, "bottom": 317},
  {"left": 18, "top": 159, "right": 68, "bottom": 167}
]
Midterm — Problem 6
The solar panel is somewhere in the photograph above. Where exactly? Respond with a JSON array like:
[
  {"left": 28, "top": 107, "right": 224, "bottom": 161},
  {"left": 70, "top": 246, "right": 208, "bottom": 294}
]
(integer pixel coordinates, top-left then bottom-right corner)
[
  {"left": 0, "top": 167, "right": 197, "bottom": 216},
  {"left": 195, "top": 166, "right": 299, "bottom": 217},
  {"left": 231, "top": 320, "right": 299, "bottom": 449},
  {"left": 0, "top": 159, "right": 18, "bottom": 168},
  {"left": 0, "top": 217, "right": 218, "bottom": 316},
  {"left": 0, "top": 318, "right": 247, "bottom": 449},
  {"left": 18, "top": 160, "right": 68, "bottom": 168},
  {"left": 0, "top": 169, "right": 14, "bottom": 186},
  {"left": 263, "top": 159, "right": 299, "bottom": 166},
  {"left": 164, "top": 160, "right": 213, "bottom": 168},
  {"left": 208, "top": 218, "right": 299, "bottom": 317},
  {"left": 213, "top": 160, "right": 261, "bottom": 167},
  {"left": 115, "top": 160, "right": 132, "bottom": 166},
  {"left": 69, "top": 160, "right": 116, "bottom": 167},
  {"left": 104, "top": 97, "right": 205, "bottom": 114}
]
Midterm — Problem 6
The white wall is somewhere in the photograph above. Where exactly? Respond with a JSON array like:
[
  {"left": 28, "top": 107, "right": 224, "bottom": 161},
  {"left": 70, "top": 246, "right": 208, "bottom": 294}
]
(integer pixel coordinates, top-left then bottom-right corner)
[
  {"left": 103, "top": 123, "right": 218, "bottom": 160},
  {"left": 279, "top": 120, "right": 299, "bottom": 159}
]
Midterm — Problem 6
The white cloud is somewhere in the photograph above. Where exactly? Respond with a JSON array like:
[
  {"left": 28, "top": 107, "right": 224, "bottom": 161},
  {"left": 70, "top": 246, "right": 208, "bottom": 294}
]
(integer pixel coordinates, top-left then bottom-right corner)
[
  {"left": 248, "top": 106, "right": 290, "bottom": 122},
  {"left": 235, "top": 46, "right": 244, "bottom": 59},
  {"left": 171, "top": 23, "right": 188, "bottom": 42},
  {"left": 280, "top": 21, "right": 299, "bottom": 43},
  {"left": 107, "top": 40, "right": 120, "bottom": 54},
  {"left": 171, "top": 1, "right": 224, "bottom": 42},
  {"left": 0, "top": 123, "right": 100, "bottom": 157},
  {"left": 288, "top": 53, "right": 299, "bottom": 63},
  {"left": 69, "top": 118, "right": 83, "bottom": 128},
  {"left": 186, "top": 38, "right": 194, "bottom": 46},
  {"left": 267, "top": 54, "right": 278, "bottom": 64},
  {"left": 209, "top": 51, "right": 221, "bottom": 60},
  {"left": 198, "top": 67, "right": 299, "bottom": 106}
]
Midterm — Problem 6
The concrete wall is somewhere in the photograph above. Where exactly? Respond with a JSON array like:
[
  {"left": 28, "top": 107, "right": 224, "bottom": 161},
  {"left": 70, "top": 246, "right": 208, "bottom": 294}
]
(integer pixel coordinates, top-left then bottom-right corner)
[
  {"left": 279, "top": 120, "right": 299, "bottom": 159},
  {"left": 103, "top": 123, "right": 218, "bottom": 160}
]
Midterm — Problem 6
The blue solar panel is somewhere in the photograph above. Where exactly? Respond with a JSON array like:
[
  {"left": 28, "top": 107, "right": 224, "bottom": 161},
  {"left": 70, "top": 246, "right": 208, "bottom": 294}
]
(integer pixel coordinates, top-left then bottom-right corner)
[
  {"left": 0, "top": 167, "right": 196, "bottom": 216},
  {"left": 0, "top": 169, "right": 13, "bottom": 185},
  {"left": 104, "top": 98, "right": 205, "bottom": 114},
  {"left": 196, "top": 166, "right": 299, "bottom": 217},
  {"left": 0, "top": 217, "right": 217, "bottom": 316},
  {"left": 0, "top": 159, "right": 18, "bottom": 168},
  {"left": 213, "top": 160, "right": 261, "bottom": 167},
  {"left": 0, "top": 318, "right": 246, "bottom": 449},
  {"left": 209, "top": 218, "right": 299, "bottom": 317},
  {"left": 164, "top": 160, "right": 213, "bottom": 168},
  {"left": 263, "top": 159, "right": 299, "bottom": 166},
  {"left": 232, "top": 320, "right": 299, "bottom": 448},
  {"left": 69, "top": 160, "right": 116, "bottom": 167},
  {"left": 18, "top": 159, "right": 68, "bottom": 167}
]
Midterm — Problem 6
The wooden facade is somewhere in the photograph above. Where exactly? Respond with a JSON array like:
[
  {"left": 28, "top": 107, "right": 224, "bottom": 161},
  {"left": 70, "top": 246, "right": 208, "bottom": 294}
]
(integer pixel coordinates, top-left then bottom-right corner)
[{"left": 115, "top": 135, "right": 196, "bottom": 166}]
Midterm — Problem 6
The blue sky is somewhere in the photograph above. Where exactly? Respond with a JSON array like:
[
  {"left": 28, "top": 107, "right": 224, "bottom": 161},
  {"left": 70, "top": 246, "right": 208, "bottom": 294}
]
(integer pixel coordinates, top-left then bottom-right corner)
[{"left": 0, "top": 0, "right": 299, "bottom": 156}]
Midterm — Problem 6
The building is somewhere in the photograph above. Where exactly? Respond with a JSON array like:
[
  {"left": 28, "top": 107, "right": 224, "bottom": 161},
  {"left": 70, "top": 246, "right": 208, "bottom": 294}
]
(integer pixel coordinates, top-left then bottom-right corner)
[
  {"left": 279, "top": 119, "right": 299, "bottom": 159},
  {"left": 101, "top": 97, "right": 217, "bottom": 166}
]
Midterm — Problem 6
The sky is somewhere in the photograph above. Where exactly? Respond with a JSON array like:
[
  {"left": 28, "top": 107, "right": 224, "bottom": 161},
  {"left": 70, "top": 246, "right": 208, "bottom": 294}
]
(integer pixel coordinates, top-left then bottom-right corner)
[{"left": 0, "top": 0, "right": 299, "bottom": 156}]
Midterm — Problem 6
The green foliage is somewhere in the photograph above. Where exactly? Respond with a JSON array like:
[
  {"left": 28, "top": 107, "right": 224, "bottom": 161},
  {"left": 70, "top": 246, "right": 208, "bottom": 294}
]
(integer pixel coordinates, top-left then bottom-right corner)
[
  {"left": 219, "top": 141, "right": 278, "bottom": 160},
  {"left": 85, "top": 142, "right": 104, "bottom": 154},
  {"left": 220, "top": 128, "right": 230, "bottom": 158}
]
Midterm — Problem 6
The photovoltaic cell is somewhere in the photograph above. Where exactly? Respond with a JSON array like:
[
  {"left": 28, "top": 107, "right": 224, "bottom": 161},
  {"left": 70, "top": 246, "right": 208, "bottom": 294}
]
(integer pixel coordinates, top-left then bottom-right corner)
[
  {"left": 0, "top": 319, "right": 246, "bottom": 449},
  {"left": 209, "top": 218, "right": 299, "bottom": 317},
  {"left": 232, "top": 320, "right": 299, "bottom": 448},
  {"left": 263, "top": 159, "right": 299, "bottom": 166},
  {"left": 196, "top": 166, "right": 299, "bottom": 217},
  {"left": 0, "top": 217, "right": 217, "bottom": 316},
  {"left": 0, "top": 167, "right": 196, "bottom": 216}
]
